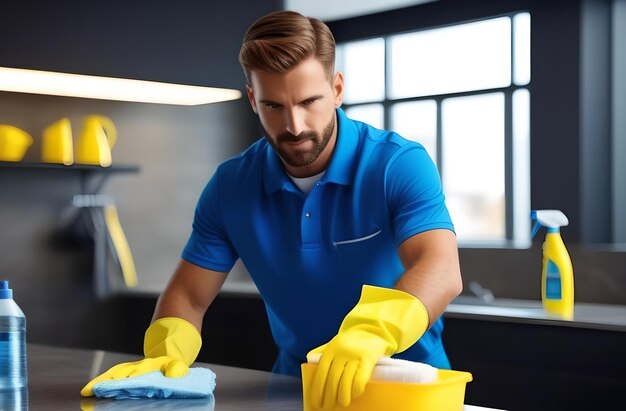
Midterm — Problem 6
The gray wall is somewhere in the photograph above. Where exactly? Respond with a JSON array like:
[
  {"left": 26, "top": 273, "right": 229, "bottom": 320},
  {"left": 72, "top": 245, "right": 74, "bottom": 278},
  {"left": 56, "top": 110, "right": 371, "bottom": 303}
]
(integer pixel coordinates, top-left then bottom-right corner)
[
  {"left": 0, "top": 0, "right": 278, "bottom": 347},
  {"left": 0, "top": 90, "right": 259, "bottom": 345}
]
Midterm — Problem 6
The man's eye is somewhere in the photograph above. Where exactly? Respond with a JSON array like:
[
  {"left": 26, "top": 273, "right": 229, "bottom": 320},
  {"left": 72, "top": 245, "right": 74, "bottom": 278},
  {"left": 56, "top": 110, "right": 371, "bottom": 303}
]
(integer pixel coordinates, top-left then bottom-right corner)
[
  {"left": 265, "top": 103, "right": 280, "bottom": 109},
  {"left": 302, "top": 99, "right": 316, "bottom": 105}
]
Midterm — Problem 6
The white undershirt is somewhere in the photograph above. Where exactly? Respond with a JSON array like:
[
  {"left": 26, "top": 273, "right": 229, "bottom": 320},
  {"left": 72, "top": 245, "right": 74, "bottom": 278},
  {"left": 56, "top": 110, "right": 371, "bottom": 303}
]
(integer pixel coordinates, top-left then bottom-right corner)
[{"left": 288, "top": 171, "right": 326, "bottom": 194}]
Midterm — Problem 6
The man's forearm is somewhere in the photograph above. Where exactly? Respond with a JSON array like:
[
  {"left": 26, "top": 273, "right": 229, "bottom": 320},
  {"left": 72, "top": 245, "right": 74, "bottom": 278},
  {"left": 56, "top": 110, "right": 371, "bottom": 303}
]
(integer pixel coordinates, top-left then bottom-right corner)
[
  {"left": 153, "top": 288, "right": 207, "bottom": 331},
  {"left": 151, "top": 259, "right": 229, "bottom": 331},
  {"left": 394, "top": 264, "right": 461, "bottom": 326},
  {"left": 395, "top": 229, "right": 463, "bottom": 325}
]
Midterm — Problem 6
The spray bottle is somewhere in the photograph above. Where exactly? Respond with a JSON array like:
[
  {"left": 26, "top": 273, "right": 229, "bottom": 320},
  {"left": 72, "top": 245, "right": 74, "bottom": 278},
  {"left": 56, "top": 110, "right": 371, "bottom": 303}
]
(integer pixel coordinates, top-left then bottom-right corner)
[
  {"left": 0, "top": 280, "right": 27, "bottom": 389},
  {"left": 531, "top": 210, "right": 574, "bottom": 320}
]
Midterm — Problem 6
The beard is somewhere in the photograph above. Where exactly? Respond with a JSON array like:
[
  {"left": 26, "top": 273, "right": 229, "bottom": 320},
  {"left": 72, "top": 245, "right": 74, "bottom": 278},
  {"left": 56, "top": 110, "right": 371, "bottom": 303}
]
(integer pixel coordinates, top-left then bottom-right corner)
[{"left": 264, "top": 114, "right": 336, "bottom": 169}]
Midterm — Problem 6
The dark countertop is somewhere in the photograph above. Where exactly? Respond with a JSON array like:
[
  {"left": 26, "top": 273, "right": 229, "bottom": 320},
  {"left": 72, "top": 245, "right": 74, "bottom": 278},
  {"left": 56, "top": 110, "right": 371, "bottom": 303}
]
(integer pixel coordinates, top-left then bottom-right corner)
[
  {"left": 11, "top": 344, "right": 299, "bottom": 411},
  {"left": 4, "top": 344, "right": 498, "bottom": 410},
  {"left": 446, "top": 295, "right": 626, "bottom": 332}
]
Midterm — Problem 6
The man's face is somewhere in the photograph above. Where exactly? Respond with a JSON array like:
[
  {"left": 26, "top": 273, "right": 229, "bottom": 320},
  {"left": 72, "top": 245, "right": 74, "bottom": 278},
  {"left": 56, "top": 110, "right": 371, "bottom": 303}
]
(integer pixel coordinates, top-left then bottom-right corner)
[{"left": 246, "top": 56, "right": 344, "bottom": 177}]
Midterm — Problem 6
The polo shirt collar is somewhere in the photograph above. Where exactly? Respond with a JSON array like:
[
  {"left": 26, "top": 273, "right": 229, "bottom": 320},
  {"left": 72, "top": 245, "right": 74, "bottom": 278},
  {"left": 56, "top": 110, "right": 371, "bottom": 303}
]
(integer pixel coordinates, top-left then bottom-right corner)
[{"left": 263, "top": 108, "right": 358, "bottom": 194}]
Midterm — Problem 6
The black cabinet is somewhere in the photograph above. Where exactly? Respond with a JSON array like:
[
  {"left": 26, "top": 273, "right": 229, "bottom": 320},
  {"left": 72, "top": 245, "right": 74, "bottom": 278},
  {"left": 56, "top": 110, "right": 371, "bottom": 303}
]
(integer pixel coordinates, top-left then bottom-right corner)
[{"left": 444, "top": 317, "right": 625, "bottom": 410}]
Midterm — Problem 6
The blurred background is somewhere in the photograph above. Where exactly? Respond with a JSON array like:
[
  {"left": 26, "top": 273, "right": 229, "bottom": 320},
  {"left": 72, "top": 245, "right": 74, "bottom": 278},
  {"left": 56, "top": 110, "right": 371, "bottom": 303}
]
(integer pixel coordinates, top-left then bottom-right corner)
[{"left": 1, "top": 0, "right": 625, "bottom": 409}]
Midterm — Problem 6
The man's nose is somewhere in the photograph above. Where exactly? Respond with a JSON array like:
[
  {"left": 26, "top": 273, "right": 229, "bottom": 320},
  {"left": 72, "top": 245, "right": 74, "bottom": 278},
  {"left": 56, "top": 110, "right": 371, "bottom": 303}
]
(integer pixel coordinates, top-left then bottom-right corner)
[{"left": 285, "top": 108, "right": 305, "bottom": 136}]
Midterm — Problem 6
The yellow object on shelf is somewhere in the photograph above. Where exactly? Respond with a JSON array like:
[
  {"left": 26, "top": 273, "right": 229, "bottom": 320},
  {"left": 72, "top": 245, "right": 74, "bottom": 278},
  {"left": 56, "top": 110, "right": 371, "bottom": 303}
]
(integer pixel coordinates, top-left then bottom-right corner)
[
  {"left": 42, "top": 117, "right": 74, "bottom": 165},
  {"left": 103, "top": 204, "right": 138, "bottom": 288},
  {"left": 301, "top": 363, "right": 472, "bottom": 411},
  {"left": 76, "top": 115, "right": 117, "bottom": 167},
  {"left": 0, "top": 125, "right": 32, "bottom": 162}
]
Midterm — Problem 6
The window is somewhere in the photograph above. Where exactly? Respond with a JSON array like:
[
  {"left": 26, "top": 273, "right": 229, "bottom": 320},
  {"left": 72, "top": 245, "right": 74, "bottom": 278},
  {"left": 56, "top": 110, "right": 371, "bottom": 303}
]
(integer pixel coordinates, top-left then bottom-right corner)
[{"left": 337, "top": 13, "right": 531, "bottom": 247}]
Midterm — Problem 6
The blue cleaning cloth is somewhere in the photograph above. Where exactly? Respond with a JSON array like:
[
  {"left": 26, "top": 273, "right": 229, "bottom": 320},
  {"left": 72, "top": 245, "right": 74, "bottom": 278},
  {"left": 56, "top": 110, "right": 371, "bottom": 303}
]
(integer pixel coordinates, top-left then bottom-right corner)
[{"left": 93, "top": 367, "right": 216, "bottom": 400}]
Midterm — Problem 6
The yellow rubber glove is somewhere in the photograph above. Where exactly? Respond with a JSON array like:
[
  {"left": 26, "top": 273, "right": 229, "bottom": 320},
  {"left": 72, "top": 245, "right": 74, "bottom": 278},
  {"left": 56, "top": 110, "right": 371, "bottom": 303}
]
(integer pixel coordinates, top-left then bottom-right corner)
[
  {"left": 306, "top": 285, "right": 429, "bottom": 410},
  {"left": 80, "top": 317, "right": 201, "bottom": 397}
]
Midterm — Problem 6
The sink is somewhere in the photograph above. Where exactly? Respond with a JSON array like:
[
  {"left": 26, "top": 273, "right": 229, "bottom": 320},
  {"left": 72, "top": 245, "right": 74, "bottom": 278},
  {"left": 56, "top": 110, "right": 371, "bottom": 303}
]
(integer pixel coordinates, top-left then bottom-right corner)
[
  {"left": 451, "top": 295, "right": 495, "bottom": 306},
  {"left": 448, "top": 296, "right": 547, "bottom": 319},
  {"left": 452, "top": 295, "right": 542, "bottom": 309}
]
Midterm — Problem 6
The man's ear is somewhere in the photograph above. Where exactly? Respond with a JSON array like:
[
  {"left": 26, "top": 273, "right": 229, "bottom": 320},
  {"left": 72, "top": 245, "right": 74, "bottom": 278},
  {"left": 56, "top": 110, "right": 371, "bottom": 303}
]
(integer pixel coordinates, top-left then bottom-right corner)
[
  {"left": 246, "top": 85, "right": 258, "bottom": 114},
  {"left": 333, "top": 71, "right": 344, "bottom": 108}
]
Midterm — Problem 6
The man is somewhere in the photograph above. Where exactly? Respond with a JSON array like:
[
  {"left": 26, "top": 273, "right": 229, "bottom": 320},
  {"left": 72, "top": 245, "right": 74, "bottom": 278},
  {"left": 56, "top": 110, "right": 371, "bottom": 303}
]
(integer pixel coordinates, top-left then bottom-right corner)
[{"left": 81, "top": 10, "right": 462, "bottom": 409}]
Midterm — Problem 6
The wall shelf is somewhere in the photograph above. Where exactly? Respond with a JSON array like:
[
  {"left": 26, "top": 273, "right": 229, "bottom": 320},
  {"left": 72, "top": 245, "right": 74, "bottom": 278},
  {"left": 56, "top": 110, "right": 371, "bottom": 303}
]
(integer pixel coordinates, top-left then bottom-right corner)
[
  {"left": 0, "top": 161, "right": 139, "bottom": 171},
  {"left": 0, "top": 161, "right": 140, "bottom": 193}
]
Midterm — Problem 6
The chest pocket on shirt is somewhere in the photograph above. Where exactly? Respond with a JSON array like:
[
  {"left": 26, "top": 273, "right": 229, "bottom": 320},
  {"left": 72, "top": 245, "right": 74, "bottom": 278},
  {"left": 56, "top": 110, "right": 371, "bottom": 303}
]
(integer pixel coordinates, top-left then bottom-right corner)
[{"left": 333, "top": 229, "right": 397, "bottom": 286}]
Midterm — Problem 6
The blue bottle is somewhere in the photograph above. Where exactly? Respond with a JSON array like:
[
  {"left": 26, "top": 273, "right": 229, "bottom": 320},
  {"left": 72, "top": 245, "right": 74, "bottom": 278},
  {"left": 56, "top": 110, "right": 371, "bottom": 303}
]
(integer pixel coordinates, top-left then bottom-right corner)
[{"left": 0, "top": 280, "right": 27, "bottom": 389}]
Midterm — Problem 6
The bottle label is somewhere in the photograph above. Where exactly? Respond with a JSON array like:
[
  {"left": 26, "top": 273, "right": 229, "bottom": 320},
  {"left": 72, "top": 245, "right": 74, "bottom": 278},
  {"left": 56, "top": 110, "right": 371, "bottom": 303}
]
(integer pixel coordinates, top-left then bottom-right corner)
[
  {"left": 546, "top": 259, "right": 562, "bottom": 299},
  {"left": 0, "top": 330, "right": 27, "bottom": 389}
]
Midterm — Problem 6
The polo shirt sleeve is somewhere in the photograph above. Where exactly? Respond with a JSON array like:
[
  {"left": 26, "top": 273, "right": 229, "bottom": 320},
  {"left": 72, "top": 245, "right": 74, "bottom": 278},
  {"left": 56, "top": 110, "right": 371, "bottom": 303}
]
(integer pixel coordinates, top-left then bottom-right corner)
[
  {"left": 181, "top": 167, "right": 239, "bottom": 272},
  {"left": 385, "top": 144, "right": 455, "bottom": 245}
]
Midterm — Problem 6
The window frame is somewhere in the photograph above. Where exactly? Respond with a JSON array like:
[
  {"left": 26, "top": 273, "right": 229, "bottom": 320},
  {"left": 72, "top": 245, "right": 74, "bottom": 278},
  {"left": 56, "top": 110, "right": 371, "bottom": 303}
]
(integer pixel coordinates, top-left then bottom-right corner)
[{"left": 336, "top": 12, "right": 530, "bottom": 247}]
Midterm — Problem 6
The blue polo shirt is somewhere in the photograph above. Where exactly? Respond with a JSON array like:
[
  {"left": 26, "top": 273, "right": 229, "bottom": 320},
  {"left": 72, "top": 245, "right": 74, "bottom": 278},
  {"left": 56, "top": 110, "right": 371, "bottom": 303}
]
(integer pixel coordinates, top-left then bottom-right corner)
[{"left": 182, "top": 108, "right": 455, "bottom": 376}]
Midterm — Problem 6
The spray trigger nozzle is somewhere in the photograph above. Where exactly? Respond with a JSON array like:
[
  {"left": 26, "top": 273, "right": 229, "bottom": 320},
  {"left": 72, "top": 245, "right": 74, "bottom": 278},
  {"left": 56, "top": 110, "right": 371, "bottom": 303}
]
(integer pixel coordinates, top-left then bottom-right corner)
[
  {"left": 531, "top": 209, "right": 569, "bottom": 239},
  {"left": 531, "top": 221, "right": 542, "bottom": 239}
]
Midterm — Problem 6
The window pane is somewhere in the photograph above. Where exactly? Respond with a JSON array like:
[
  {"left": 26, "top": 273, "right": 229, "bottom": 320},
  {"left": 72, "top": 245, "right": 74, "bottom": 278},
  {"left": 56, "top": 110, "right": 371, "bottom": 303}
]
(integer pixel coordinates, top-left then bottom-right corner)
[
  {"left": 342, "top": 38, "right": 385, "bottom": 104},
  {"left": 335, "top": 44, "right": 344, "bottom": 74},
  {"left": 345, "top": 104, "right": 385, "bottom": 129},
  {"left": 513, "top": 13, "right": 531, "bottom": 85},
  {"left": 389, "top": 17, "right": 511, "bottom": 98},
  {"left": 390, "top": 100, "right": 438, "bottom": 163},
  {"left": 513, "top": 88, "right": 531, "bottom": 246},
  {"left": 442, "top": 93, "right": 505, "bottom": 241}
]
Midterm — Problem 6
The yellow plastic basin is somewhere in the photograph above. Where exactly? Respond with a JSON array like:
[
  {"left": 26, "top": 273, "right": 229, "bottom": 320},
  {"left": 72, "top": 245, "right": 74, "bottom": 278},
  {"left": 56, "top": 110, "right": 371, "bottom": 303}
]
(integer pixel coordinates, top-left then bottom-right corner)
[{"left": 301, "top": 363, "right": 472, "bottom": 411}]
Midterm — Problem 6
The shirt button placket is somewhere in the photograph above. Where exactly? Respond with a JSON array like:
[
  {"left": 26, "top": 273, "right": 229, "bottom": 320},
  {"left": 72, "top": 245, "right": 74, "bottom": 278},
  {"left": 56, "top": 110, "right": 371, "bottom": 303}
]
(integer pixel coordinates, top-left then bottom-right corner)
[{"left": 301, "top": 187, "right": 321, "bottom": 246}]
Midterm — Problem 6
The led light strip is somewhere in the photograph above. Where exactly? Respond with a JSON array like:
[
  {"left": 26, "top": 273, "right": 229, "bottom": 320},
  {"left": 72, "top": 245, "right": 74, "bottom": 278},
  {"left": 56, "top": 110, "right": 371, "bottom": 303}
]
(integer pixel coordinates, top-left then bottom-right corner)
[{"left": 0, "top": 66, "right": 242, "bottom": 106}]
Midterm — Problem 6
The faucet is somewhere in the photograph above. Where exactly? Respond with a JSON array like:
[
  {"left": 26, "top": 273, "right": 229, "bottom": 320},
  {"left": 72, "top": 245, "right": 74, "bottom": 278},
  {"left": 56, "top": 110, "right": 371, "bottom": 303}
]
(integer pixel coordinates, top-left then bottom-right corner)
[{"left": 468, "top": 281, "right": 495, "bottom": 304}]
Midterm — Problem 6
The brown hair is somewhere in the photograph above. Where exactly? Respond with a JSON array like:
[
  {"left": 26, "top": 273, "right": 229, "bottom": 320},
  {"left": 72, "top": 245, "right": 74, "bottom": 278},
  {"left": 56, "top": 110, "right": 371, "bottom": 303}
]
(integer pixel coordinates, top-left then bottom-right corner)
[{"left": 239, "top": 11, "right": 336, "bottom": 84}]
